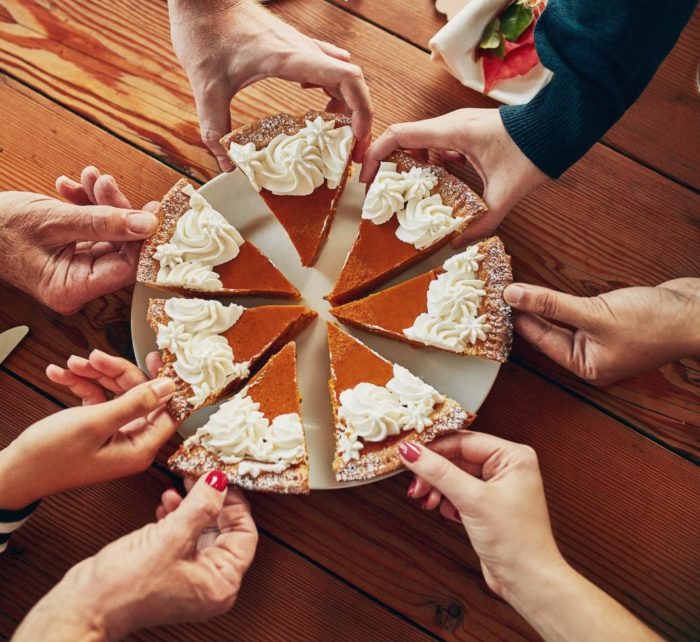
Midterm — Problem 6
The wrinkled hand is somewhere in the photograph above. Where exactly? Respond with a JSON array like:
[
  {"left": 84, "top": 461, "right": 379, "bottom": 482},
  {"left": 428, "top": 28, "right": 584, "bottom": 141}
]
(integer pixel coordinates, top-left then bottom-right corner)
[
  {"left": 360, "top": 108, "right": 548, "bottom": 246},
  {"left": 504, "top": 278, "right": 700, "bottom": 386},
  {"left": 399, "top": 434, "right": 564, "bottom": 599},
  {"left": 169, "top": 0, "right": 372, "bottom": 169},
  {"left": 0, "top": 351, "right": 177, "bottom": 510},
  {"left": 13, "top": 474, "right": 258, "bottom": 641},
  {"left": 0, "top": 167, "right": 157, "bottom": 314}
]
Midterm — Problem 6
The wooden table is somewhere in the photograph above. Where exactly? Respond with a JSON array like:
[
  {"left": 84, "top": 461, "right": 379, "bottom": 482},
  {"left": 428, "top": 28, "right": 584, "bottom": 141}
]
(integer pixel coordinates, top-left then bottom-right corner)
[{"left": 0, "top": 1, "right": 698, "bottom": 640}]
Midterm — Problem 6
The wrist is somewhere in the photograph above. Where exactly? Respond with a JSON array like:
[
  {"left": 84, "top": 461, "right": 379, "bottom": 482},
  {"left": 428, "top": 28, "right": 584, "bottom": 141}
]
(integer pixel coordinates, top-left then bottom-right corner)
[{"left": 0, "top": 444, "right": 42, "bottom": 510}]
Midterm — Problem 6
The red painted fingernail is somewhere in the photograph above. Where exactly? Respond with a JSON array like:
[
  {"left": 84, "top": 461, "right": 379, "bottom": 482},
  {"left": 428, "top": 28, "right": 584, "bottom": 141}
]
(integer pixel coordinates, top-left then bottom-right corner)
[
  {"left": 399, "top": 442, "right": 421, "bottom": 463},
  {"left": 205, "top": 470, "right": 228, "bottom": 492},
  {"left": 407, "top": 479, "right": 417, "bottom": 497}
]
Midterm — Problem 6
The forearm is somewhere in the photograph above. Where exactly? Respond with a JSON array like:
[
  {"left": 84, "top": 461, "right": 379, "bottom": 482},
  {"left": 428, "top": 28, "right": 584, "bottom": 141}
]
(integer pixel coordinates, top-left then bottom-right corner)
[
  {"left": 13, "top": 580, "right": 107, "bottom": 642},
  {"left": 501, "top": 0, "right": 696, "bottom": 178},
  {"left": 505, "top": 563, "right": 662, "bottom": 642}
]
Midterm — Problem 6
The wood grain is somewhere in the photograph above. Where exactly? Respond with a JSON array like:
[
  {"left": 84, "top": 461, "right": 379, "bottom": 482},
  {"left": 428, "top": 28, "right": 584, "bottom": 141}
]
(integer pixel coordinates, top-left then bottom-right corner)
[
  {"left": 327, "top": 0, "right": 700, "bottom": 190},
  {"left": 0, "top": 0, "right": 698, "bottom": 456},
  {"left": 0, "top": 11, "right": 699, "bottom": 641},
  {"left": 0, "top": 372, "right": 434, "bottom": 642}
]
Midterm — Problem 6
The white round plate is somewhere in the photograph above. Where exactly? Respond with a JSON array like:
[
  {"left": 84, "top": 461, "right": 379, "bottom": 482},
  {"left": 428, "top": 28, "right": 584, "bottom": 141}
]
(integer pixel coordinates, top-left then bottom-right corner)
[{"left": 131, "top": 167, "right": 501, "bottom": 490}]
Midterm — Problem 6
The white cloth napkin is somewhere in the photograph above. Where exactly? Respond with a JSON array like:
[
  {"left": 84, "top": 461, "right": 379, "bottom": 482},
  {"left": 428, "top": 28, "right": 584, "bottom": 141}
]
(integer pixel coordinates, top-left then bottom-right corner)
[{"left": 430, "top": 0, "right": 553, "bottom": 105}]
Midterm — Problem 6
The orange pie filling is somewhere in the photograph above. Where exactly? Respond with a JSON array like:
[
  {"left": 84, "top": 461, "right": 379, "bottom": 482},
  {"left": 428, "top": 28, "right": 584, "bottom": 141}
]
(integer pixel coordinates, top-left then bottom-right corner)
[
  {"left": 328, "top": 325, "right": 447, "bottom": 461},
  {"left": 182, "top": 344, "right": 307, "bottom": 479}
]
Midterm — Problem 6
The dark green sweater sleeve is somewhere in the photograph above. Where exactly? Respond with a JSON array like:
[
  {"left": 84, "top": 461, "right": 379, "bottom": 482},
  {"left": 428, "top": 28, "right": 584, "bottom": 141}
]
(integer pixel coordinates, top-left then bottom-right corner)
[{"left": 499, "top": 0, "right": 697, "bottom": 178}]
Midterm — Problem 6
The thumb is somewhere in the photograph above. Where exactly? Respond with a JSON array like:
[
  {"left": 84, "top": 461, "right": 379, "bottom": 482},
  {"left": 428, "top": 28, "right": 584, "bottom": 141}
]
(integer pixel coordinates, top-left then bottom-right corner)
[
  {"left": 165, "top": 471, "right": 229, "bottom": 545},
  {"left": 86, "top": 378, "right": 176, "bottom": 437},
  {"left": 39, "top": 199, "right": 157, "bottom": 244},
  {"left": 504, "top": 283, "right": 592, "bottom": 327},
  {"left": 398, "top": 442, "right": 483, "bottom": 510}
]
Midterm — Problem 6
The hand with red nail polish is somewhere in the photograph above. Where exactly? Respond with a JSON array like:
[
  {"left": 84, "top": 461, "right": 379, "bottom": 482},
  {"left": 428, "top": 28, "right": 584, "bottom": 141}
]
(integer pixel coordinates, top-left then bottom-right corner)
[
  {"left": 399, "top": 433, "right": 661, "bottom": 642},
  {"left": 0, "top": 351, "right": 178, "bottom": 511},
  {"left": 0, "top": 166, "right": 159, "bottom": 315},
  {"left": 14, "top": 473, "right": 258, "bottom": 642}
]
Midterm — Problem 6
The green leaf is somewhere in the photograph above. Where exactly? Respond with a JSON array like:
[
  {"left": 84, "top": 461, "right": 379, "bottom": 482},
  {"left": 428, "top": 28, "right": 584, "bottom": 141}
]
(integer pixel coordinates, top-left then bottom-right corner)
[
  {"left": 479, "top": 17, "right": 502, "bottom": 49},
  {"left": 501, "top": 3, "right": 533, "bottom": 42}
]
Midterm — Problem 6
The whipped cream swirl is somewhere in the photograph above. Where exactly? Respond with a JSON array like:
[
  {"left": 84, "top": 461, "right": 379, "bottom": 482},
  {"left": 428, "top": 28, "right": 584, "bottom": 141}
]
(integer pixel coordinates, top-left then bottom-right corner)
[
  {"left": 337, "top": 364, "right": 445, "bottom": 458},
  {"left": 192, "top": 392, "right": 305, "bottom": 477},
  {"left": 156, "top": 299, "right": 250, "bottom": 407},
  {"left": 404, "top": 243, "right": 492, "bottom": 351},
  {"left": 361, "top": 162, "right": 461, "bottom": 249},
  {"left": 227, "top": 116, "right": 353, "bottom": 196},
  {"left": 396, "top": 194, "right": 461, "bottom": 250},
  {"left": 154, "top": 185, "right": 244, "bottom": 291}
]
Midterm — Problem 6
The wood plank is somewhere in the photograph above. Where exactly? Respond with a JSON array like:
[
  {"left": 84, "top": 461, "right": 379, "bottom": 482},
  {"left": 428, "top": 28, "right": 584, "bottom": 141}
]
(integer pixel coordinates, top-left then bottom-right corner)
[
  {"left": 0, "top": 0, "right": 698, "bottom": 456},
  {"left": 327, "top": 0, "right": 700, "bottom": 190},
  {"left": 0, "top": 49, "right": 699, "bottom": 640},
  {"left": 0, "top": 372, "right": 434, "bottom": 642}
]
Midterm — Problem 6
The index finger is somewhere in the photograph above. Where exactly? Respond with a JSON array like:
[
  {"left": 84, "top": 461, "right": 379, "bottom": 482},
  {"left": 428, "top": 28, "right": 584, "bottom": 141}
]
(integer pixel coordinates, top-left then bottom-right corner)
[
  {"left": 360, "top": 115, "right": 459, "bottom": 183},
  {"left": 429, "top": 431, "right": 518, "bottom": 465},
  {"left": 337, "top": 68, "right": 373, "bottom": 162}
]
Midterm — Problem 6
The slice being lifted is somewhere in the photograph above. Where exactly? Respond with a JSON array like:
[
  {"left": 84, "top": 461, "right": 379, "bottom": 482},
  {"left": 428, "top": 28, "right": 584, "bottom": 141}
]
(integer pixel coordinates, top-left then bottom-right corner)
[
  {"left": 327, "top": 150, "right": 487, "bottom": 305},
  {"left": 137, "top": 179, "right": 299, "bottom": 298},
  {"left": 331, "top": 237, "right": 513, "bottom": 363},
  {"left": 148, "top": 298, "right": 316, "bottom": 421},
  {"left": 327, "top": 323, "right": 475, "bottom": 482},
  {"left": 221, "top": 111, "right": 355, "bottom": 267},
  {"left": 168, "top": 343, "right": 310, "bottom": 494}
]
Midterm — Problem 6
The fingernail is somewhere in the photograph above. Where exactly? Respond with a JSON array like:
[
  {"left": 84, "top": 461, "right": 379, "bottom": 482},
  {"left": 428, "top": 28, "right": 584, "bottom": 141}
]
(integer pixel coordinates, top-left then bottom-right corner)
[
  {"left": 451, "top": 507, "right": 461, "bottom": 521},
  {"left": 127, "top": 212, "right": 157, "bottom": 234},
  {"left": 205, "top": 469, "right": 228, "bottom": 492},
  {"left": 421, "top": 497, "right": 430, "bottom": 510},
  {"left": 504, "top": 283, "right": 525, "bottom": 305},
  {"left": 150, "top": 377, "right": 175, "bottom": 398},
  {"left": 407, "top": 479, "right": 417, "bottom": 497},
  {"left": 399, "top": 442, "right": 421, "bottom": 463}
]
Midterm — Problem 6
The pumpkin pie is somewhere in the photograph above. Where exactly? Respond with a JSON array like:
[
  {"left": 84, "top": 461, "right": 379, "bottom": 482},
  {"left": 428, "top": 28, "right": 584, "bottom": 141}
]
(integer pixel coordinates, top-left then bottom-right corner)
[
  {"left": 221, "top": 111, "right": 355, "bottom": 267},
  {"left": 148, "top": 297, "right": 316, "bottom": 421},
  {"left": 327, "top": 323, "right": 475, "bottom": 482},
  {"left": 331, "top": 237, "right": 512, "bottom": 363},
  {"left": 327, "top": 150, "right": 487, "bottom": 305},
  {"left": 168, "top": 342, "right": 309, "bottom": 494},
  {"left": 137, "top": 178, "right": 299, "bottom": 298}
]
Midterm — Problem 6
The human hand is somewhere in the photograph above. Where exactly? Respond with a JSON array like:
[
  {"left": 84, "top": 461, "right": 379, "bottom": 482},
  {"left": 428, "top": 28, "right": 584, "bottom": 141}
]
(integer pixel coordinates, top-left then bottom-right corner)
[
  {"left": 399, "top": 433, "right": 565, "bottom": 600},
  {"left": 46, "top": 347, "right": 163, "bottom": 406},
  {"left": 168, "top": 0, "right": 372, "bottom": 169},
  {"left": 13, "top": 473, "right": 258, "bottom": 641},
  {"left": 360, "top": 108, "right": 548, "bottom": 246},
  {"left": 504, "top": 278, "right": 700, "bottom": 386},
  {"left": 0, "top": 352, "right": 177, "bottom": 510},
  {"left": 0, "top": 167, "right": 158, "bottom": 314}
]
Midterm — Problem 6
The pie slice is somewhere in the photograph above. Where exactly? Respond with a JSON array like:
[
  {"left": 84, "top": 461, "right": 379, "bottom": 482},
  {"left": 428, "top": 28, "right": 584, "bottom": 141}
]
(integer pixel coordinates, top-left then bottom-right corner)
[
  {"left": 148, "top": 298, "right": 316, "bottom": 421},
  {"left": 327, "top": 323, "right": 475, "bottom": 482},
  {"left": 137, "top": 178, "right": 299, "bottom": 298},
  {"left": 331, "top": 237, "right": 513, "bottom": 363},
  {"left": 168, "top": 342, "right": 310, "bottom": 494},
  {"left": 327, "top": 150, "right": 487, "bottom": 305},
  {"left": 221, "top": 110, "right": 355, "bottom": 267}
]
